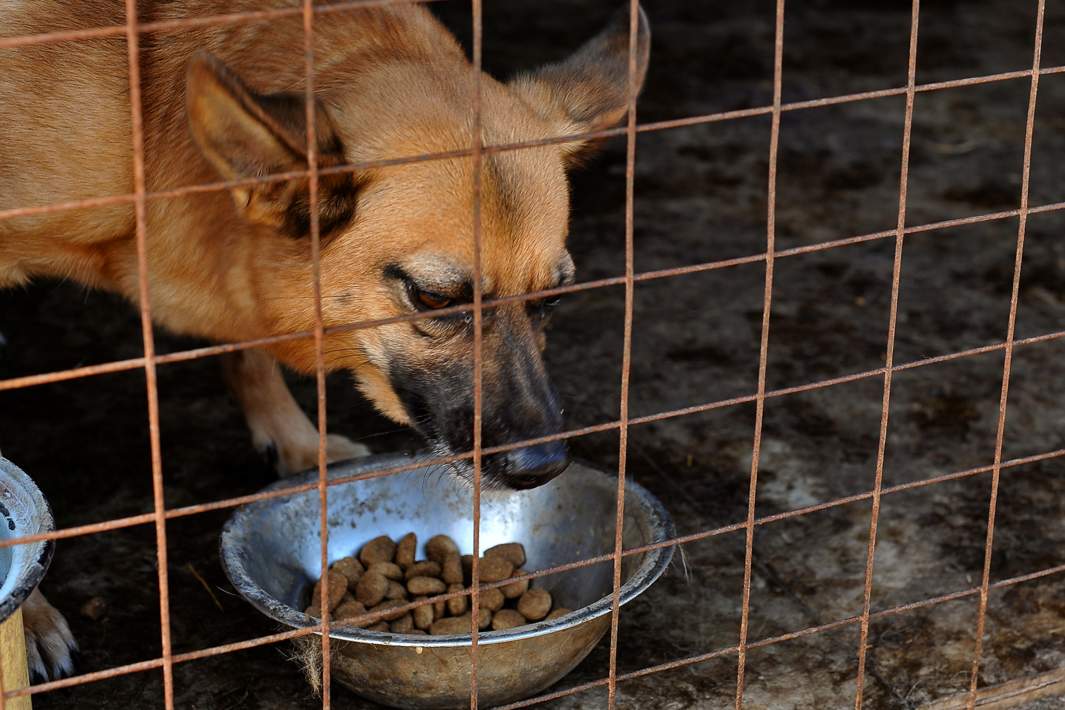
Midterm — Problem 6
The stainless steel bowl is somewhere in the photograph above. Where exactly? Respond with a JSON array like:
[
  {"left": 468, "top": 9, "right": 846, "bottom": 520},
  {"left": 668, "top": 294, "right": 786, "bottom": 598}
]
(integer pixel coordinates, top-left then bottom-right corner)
[
  {"left": 220, "top": 454, "right": 674, "bottom": 709},
  {"left": 0, "top": 457, "right": 54, "bottom": 622}
]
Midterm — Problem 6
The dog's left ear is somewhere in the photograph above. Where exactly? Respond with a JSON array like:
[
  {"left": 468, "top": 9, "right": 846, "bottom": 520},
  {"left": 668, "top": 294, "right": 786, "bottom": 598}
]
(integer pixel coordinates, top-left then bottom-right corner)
[
  {"left": 509, "top": 3, "right": 650, "bottom": 163},
  {"left": 186, "top": 52, "right": 360, "bottom": 239}
]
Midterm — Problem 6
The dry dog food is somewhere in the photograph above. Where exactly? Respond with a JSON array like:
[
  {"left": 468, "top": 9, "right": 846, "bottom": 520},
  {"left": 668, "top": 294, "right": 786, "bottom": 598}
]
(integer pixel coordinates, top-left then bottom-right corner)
[{"left": 305, "top": 533, "right": 571, "bottom": 635}]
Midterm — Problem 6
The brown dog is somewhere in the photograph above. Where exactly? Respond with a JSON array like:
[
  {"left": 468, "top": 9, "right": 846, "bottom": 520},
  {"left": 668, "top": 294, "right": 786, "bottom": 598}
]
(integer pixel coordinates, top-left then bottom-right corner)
[{"left": 0, "top": 0, "right": 649, "bottom": 679}]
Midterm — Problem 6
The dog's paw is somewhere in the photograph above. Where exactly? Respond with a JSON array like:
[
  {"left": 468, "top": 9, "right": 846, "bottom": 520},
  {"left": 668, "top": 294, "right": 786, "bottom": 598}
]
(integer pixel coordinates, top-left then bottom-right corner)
[
  {"left": 266, "top": 434, "right": 371, "bottom": 476},
  {"left": 23, "top": 589, "right": 77, "bottom": 681}
]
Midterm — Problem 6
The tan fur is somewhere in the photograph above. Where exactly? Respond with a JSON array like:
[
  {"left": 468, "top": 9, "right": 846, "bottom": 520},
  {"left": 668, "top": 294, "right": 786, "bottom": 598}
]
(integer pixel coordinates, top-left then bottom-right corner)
[
  {"left": 0, "top": 0, "right": 650, "bottom": 458},
  {"left": 0, "top": 1, "right": 649, "bottom": 677},
  {"left": 0, "top": 0, "right": 631, "bottom": 389}
]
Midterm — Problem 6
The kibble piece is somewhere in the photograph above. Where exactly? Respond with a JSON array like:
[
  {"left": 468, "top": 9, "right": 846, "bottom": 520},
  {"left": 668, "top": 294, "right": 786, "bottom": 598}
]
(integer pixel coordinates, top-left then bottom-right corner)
[
  {"left": 408, "top": 576, "right": 446, "bottom": 596},
  {"left": 404, "top": 561, "right": 441, "bottom": 580},
  {"left": 517, "top": 588, "right": 552, "bottom": 621},
  {"left": 500, "top": 570, "right": 529, "bottom": 600},
  {"left": 412, "top": 596, "right": 434, "bottom": 630},
  {"left": 311, "top": 570, "right": 349, "bottom": 612},
  {"left": 370, "top": 599, "right": 408, "bottom": 622},
  {"left": 390, "top": 614, "right": 414, "bottom": 634},
  {"left": 331, "top": 557, "right": 365, "bottom": 586},
  {"left": 395, "top": 532, "right": 417, "bottom": 567},
  {"left": 480, "top": 587, "right": 504, "bottom": 612},
  {"left": 355, "top": 571, "right": 389, "bottom": 607},
  {"left": 441, "top": 553, "right": 463, "bottom": 585},
  {"left": 367, "top": 562, "right": 403, "bottom": 581},
  {"left": 478, "top": 556, "right": 513, "bottom": 583},
  {"left": 485, "top": 542, "right": 526, "bottom": 569},
  {"left": 335, "top": 600, "right": 369, "bottom": 627},
  {"left": 368, "top": 622, "right": 389, "bottom": 632},
  {"left": 385, "top": 580, "right": 408, "bottom": 601},
  {"left": 408, "top": 629, "right": 428, "bottom": 635},
  {"left": 491, "top": 609, "right": 526, "bottom": 631},
  {"left": 430, "top": 615, "right": 470, "bottom": 635},
  {"left": 425, "top": 535, "right": 460, "bottom": 564},
  {"left": 427, "top": 610, "right": 489, "bottom": 633},
  {"left": 433, "top": 599, "right": 447, "bottom": 618},
  {"left": 446, "top": 583, "right": 468, "bottom": 616},
  {"left": 305, "top": 604, "right": 321, "bottom": 618},
  {"left": 545, "top": 607, "right": 571, "bottom": 621},
  {"left": 359, "top": 535, "right": 396, "bottom": 566},
  {"left": 335, "top": 600, "right": 367, "bottom": 619}
]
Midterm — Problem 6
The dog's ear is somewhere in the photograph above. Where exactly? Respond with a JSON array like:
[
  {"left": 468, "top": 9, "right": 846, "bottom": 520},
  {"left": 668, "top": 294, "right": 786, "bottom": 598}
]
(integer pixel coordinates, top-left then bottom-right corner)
[
  {"left": 509, "top": 3, "right": 650, "bottom": 163},
  {"left": 186, "top": 52, "right": 360, "bottom": 239}
]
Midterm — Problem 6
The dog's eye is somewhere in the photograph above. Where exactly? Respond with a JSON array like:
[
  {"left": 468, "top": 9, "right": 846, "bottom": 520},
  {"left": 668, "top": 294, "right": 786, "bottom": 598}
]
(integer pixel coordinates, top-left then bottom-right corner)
[
  {"left": 528, "top": 295, "right": 563, "bottom": 319},
  {"left": 414, "top": 289, "right": 453, "bottom": 311}
]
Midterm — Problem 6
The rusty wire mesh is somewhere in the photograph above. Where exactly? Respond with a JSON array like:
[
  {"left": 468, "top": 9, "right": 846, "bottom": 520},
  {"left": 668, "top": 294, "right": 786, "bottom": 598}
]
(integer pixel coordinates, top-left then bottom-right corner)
[{"left": 0, "top": 0, "right": 1059, "bottom": 708}]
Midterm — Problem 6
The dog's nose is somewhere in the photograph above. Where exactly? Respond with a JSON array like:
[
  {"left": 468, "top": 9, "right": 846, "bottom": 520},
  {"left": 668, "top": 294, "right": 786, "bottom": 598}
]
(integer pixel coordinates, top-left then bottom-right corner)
[{"left": 501, "top": 442, "right": 570, "bottom": 489}]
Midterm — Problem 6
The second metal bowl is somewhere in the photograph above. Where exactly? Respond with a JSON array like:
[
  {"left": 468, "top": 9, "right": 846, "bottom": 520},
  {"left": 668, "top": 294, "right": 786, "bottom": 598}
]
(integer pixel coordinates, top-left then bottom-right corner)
[{"left": 0, "top": 456, "right": 54, "bottom": 623}]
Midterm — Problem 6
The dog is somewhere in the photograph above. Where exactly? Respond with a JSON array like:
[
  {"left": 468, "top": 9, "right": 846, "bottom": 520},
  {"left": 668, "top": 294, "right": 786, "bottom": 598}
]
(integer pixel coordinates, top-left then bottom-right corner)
[{"left": 0, "top": 0, "right": 650, "bottom": 680}]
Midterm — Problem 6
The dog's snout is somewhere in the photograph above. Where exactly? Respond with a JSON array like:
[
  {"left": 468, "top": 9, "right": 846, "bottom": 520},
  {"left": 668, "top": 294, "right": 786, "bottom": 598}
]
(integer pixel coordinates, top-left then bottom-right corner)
[{"left": 500, "top": 442, "right": 569, "bottom": 489}]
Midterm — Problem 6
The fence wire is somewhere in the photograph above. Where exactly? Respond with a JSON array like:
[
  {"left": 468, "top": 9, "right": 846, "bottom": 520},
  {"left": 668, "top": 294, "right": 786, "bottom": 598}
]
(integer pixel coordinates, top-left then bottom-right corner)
[{"left": 0, "top": 1, "right": 1060, "bottom": 708}]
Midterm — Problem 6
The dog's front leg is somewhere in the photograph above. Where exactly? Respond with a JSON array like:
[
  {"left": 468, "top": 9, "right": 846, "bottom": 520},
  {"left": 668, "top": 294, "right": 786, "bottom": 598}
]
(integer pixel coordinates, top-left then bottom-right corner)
[{"left": 222, "top": 349, "right": 369, "bottom": 476}]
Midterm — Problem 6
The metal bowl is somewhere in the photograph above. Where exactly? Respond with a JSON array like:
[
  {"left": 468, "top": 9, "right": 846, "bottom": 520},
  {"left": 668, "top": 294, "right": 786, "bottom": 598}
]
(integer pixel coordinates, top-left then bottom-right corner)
[
  {"left": 0, "top": 457, "right": 54, "bottom": 622},
  {"left": 221, "top": 453, "right": 674, "bottom": 709}
]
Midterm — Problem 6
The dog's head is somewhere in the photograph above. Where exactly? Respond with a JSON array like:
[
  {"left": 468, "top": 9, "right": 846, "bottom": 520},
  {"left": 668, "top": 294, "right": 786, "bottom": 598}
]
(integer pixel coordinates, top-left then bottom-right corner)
[{"left": 185, "top": 5, "right": 650, "bottom": 490}]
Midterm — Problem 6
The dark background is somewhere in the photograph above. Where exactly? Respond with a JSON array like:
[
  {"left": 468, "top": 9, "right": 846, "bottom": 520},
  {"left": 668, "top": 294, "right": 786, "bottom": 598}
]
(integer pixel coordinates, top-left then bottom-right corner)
[{"left": 4, "top": 0, "right": 1065, "bottom": 707}]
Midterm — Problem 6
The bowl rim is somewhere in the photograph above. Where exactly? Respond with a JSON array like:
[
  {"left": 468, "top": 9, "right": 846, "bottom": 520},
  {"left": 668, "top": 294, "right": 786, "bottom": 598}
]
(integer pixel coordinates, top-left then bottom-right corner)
[
  {"left": 220, "top": 453, "right": 675, "bottom": 648},
  {"left": 0, "top": 457, "right": 55, "bottom": 623}
]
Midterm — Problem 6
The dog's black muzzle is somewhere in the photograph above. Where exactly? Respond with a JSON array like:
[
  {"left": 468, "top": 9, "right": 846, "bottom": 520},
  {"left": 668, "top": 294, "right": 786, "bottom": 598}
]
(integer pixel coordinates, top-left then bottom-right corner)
[{"left": 389, "top": 331, "right": 570, "bottom": 490}]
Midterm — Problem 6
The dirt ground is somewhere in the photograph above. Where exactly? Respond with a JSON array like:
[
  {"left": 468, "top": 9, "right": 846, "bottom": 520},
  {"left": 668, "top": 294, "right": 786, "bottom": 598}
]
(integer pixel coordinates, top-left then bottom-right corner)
[{"left": 4, "top": 0, "right": 1065, "bottom": 707}]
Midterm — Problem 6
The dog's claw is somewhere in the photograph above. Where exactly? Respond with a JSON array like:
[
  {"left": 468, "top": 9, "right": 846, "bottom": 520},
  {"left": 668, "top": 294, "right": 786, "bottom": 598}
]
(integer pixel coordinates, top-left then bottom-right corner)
[{"left": 23, "top": 589, "right": 76, "bottom": 682}]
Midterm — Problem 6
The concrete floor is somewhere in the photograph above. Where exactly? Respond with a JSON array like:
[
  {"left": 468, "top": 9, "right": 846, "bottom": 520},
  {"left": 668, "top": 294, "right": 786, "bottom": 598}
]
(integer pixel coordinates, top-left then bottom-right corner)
[{"left": 3, "top": 0, "right": 1065, "bottom": 707}]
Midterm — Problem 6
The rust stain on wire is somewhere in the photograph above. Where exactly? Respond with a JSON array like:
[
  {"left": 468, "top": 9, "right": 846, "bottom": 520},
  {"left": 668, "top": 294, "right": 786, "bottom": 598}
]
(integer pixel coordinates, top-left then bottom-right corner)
[
  {"left": 121, "top": 0, "right": 176, "bottom": 705},
  {"left": 299, "top": 1, "right": 333, "bottom": 705},
  {"left": 605, "top": 2, "right": 642, "bottom": 707},
  {"left": 734, "top": 2, "right": 784, "bottom": 707},
  {"left": 468, "top": 0, "right": 485, "bottom": 705},
  {"left": 967, "top": 2, "right": 1046, "bottom": 706},
  {"left": 853, "top": 2, "right": 920, "bottom": 706}
]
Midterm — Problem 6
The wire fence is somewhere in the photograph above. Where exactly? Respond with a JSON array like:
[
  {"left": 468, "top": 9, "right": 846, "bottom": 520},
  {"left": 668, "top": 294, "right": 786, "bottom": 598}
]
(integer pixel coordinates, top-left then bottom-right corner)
[{"left": 0, "top": 0, "right": 1057, "bottom": 708}]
